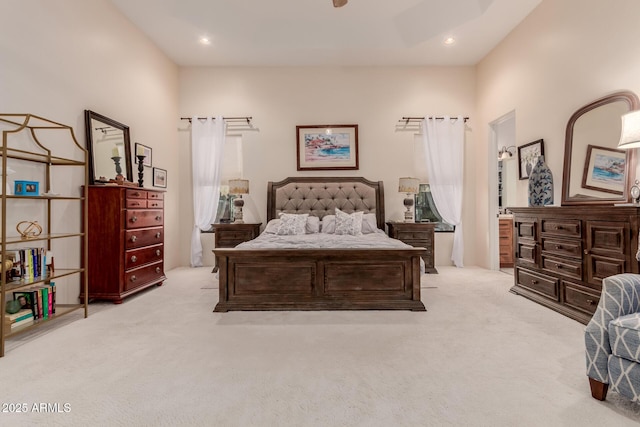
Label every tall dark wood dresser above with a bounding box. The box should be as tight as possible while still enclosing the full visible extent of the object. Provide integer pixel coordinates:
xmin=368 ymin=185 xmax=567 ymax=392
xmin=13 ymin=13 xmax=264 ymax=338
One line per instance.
xmin=84 ymin=186 xmax=166 ymax=303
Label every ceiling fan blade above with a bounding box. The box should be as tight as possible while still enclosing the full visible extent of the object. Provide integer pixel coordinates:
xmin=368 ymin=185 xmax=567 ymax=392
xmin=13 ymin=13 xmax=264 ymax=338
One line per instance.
xmin=333 ymin=0 xmax=348 ymax=7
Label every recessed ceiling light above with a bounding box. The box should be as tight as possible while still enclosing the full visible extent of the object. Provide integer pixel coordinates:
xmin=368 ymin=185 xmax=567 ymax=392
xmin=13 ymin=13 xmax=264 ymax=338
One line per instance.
xmin=443 ymin=37 xmax=456 ymax=46
xmin=199 ymin=37 xmax=211 ymax=46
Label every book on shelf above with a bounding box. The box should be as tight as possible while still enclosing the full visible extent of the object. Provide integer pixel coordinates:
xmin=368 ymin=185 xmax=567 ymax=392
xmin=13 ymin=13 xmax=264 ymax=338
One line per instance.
xmin=11 ymin=316 xmax=35 ymax=330
xmin=12 ymin=290 xmax=39 ymax=320
xmin=5 ymin=309 xmax=33 ymax=323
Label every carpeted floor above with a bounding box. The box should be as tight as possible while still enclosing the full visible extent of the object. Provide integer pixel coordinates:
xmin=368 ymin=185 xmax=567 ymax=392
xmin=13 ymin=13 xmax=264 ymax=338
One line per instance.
xmin=1 ymin=266 xmax=640 ymax=426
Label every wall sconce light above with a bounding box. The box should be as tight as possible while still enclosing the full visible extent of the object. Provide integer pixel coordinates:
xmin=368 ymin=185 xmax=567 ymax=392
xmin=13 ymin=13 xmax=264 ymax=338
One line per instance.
xmin=618 ymin=110 xmax=640 ymax=150
xmin=229 ymin=179 xmax=249 ymax=223
xmin=398 ymin=177 xmax=420 ymax=223
xmin=498 ymin=146 xmax=516 ymax=160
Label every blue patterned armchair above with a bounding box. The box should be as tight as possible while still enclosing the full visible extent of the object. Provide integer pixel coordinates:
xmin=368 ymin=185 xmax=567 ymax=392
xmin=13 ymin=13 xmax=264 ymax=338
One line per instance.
xmin=585 ymin=273 xmax=640 ymax=401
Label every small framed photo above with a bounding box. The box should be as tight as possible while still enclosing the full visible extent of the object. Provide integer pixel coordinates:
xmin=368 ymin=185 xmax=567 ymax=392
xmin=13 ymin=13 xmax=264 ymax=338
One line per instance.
xmin=581 ymin=144 xmax=626 ymax=195
xmin=296 ymin=124 xmax=359 ymax=171
xmin=518 ymin=139 xmax=544 ymax=180
xmin=153 ymin=167 xmax=167 ymax=188
xmin=14 ymin=180 xmax=39 ymax=196
xmin=135 ymin=143 xmax=152 ymax=167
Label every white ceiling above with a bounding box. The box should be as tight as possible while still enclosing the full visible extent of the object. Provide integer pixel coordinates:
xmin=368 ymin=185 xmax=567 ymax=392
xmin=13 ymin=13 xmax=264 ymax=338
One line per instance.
xmin=109 ymin=0 xmax=542 ymax=67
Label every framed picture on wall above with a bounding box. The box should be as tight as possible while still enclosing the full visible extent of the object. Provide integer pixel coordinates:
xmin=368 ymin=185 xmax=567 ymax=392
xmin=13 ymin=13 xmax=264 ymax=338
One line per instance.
xmin=153 ymin=167 xmax=167 ymax=188
xmin=518 ymin=139 xmax=544 ymax=180
xmin=296 ymin=124 xmax=359 ymax=170
xmin=581 ymin=144 xmax=626 ymax=195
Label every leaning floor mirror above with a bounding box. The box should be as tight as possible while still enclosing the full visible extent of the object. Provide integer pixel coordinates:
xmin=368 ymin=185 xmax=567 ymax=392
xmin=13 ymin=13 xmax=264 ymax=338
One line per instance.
xmin=84 ymin=110 xmax=133 ymax=185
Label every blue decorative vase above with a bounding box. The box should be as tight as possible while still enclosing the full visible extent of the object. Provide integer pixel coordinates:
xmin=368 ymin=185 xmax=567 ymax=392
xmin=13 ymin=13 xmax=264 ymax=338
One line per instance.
xmin=528 ymin=155 xmax=553 ymax=206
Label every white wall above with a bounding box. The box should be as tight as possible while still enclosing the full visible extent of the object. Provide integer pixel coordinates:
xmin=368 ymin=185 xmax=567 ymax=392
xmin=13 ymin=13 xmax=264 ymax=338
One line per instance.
xmin=474 ymin=0 xmax=640 ymax=268
xmin=178 ymin=67 xmax=476 ymax=267
xmin=0 ymin=0 xmax=180 ymax=301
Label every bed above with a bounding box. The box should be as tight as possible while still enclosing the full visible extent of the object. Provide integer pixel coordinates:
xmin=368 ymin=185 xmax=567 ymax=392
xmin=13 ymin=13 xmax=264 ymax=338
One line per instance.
xmin=213 ymin=177 xmax=426 ymax=312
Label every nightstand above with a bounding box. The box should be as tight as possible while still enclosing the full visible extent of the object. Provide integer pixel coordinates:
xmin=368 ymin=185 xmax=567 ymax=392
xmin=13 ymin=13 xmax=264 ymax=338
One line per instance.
xmin=211 ymin=222 xmax=261 ymax=273
xmin=386 ymin=222 xmax=437 ymax=274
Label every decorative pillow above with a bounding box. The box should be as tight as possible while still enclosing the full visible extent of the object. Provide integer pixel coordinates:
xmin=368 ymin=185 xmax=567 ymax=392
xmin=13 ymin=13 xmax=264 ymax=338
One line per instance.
xmin=306 ymin=215 xmax=320 ymax=234
xmin=276 ymin=213 xmax=308 ymax=235
xmin=335 ymin=208 xmax=363 ymax=236
xmin=321 ymin=215 xmax=336 ymax=234
xmin=264 ymin=219 xmax=281 ymax=234
xmin=361 ymin=213 xmax=378 ymax=234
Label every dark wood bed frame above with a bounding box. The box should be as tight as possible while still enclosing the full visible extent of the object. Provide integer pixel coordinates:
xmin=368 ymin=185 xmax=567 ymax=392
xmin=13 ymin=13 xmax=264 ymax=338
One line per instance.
xmin=214 ymin=177 xmax=426 ymax=312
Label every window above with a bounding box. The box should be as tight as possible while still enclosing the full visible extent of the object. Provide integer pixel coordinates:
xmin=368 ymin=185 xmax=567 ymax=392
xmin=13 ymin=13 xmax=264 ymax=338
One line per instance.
xmin=214 ymin=135 xmax=243 ymax=223
xmin=415 ymin=184 xmax=454 ymax=232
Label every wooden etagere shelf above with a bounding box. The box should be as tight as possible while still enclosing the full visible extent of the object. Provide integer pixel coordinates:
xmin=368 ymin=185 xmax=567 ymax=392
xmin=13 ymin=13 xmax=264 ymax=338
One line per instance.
xmin=0 ymin=113 xmax=88 ymax=357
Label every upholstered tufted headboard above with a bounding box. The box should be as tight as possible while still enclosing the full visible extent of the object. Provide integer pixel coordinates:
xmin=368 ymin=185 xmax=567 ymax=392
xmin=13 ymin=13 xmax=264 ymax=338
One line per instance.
xmin=267 ymin=177 xmax=385 ymax=229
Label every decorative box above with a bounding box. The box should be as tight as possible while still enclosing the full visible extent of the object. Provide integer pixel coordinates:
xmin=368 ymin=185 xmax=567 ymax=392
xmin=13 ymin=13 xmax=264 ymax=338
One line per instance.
xmin=14 ymin=180 xmax=39 ymax=196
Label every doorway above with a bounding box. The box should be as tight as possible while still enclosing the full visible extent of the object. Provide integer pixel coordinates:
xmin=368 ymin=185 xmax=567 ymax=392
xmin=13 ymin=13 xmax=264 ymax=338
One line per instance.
xmin=489 ymin=111 xmax=516 ymax=271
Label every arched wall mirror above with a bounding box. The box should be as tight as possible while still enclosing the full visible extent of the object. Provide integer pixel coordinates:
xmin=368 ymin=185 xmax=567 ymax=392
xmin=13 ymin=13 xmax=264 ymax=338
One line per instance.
xmin=84 ymin=110 xmax=133 ymax=185
xmin=561 ymin=91 xmax=640 ymax=205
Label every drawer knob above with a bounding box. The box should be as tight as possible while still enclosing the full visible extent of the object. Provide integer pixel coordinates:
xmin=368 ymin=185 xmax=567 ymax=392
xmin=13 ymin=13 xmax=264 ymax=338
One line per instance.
xmin=133 ymin=192 xmax=141 ymax=197
xmin=586 ymin=299 xmax=596 ymax=305
xmin=155 ymin=232 xmax=161 ymax=238
xmin=156 ymin=249 xmax=161 ymax=257
xmin=131 ymin=256 xmax=137 ymax=263
xmin=151 ymin=203 xmax=157 ymax=207
xmin=131 ymin=202 xmax=140 ymax=206
xmin=531 ymin=280 xmax=538 ymax=284
xmin=555 ymin=245 xmax=562 ymax=250
xmin=556 ymin=263 xmax=562 ymax=269
xmin=155 ymin=216 xmax=162 ymax=221
xmin=130 ymin=275 xmax=137 ymax=282
xmin=556 ymin=225 xmax=563 ymax=230
xmin=155 ymin=267 xmax=161 ymax=273
xmin=131 ymin=216 xmax=138 ymax=223
xmin=583 ymin=249 xmax=589 ymax=255
xmin=130 ymin=235 xmax=137 ymax=242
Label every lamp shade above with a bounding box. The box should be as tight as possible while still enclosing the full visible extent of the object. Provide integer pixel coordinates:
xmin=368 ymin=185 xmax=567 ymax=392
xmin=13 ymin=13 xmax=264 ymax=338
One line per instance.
xmin=398 ymin=177 xmax=420 ymax=194
xmin=228 ymin=179 xmax=249 ymax=195
xmin=618 ymin=110 xmax=640 ymax=150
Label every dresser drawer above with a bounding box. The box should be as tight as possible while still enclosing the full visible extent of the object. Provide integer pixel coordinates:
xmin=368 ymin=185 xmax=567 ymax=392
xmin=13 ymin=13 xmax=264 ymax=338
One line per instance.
xmin=516 ymin=242 xmax=537 ymax=265
xmin=541 ymin=238 xmax=582 ymax=259
xmin=217 ymin=231 xmax=255 ymax=246
xmin=396 ymin=230 xmax=433 ymax=241
xmin=126 ymin=209 xmax=163 ymax=229
xmin=124 ymin=262 xmax=164 ymax=291
xmin=147 ymin=191 xmax=164 ymax=200
xmin=517 ymin=219 xmax=537 ymax=239
xmin=147 ymin=200 xmax=163 ymax=209
xmin=564 ymin=282 xmax=600 ymax=316
xmin=126 ymin=227 xmax=163 ymax=249
xmin=516 ymin=268 xmax=559 ymax=300
xmin=541 ymin=219 xmax=581 ymax=238
xmin=542 ymin=255 xmax=582 ymax=280
xmin=126 ymin=189 xmax=147 ymax=200
xmin=126 ymin=198 xmax=147 ymax=208
xmin=125 ymin=244 xmax=164 ymax=270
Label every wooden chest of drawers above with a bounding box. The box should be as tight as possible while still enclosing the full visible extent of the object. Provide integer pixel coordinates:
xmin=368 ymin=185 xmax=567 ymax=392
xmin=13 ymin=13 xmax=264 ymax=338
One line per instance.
xmin=84 ymin=186 xmax=166 ymax=303
xmin=386 ymin=222 xmax=437 ymax=273
xmin=499 ymin=218 xmax=514 ymax=268
xmin=510 ymin=206 xmax=640 ymax=324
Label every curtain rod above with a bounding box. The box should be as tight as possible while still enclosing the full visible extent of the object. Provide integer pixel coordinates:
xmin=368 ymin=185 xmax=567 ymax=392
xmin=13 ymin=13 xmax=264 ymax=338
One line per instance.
xmin=400 ymin=116 xmax=469 ymax=124
xmin=180 ymin=116 xmax=253 ymax=124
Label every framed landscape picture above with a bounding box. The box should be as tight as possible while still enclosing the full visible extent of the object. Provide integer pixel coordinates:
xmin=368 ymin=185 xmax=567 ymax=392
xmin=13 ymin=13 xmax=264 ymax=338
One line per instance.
xmin=581 ymin=144 xmax=626 ymax=195
xmin=296 ymin=124 xmax=359 ymax=170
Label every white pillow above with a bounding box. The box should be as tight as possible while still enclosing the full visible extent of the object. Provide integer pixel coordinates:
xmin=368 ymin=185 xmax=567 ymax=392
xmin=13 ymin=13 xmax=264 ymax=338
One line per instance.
xmin=361 ymin=213 xmax=378 ymax=234
xmin=306 ymin=215 xmax=320 ymax=234
xmin=321 ymin=215 xmax=336 ymax=234
xmin=264 ymin=219 xmax=281 ymax=234
xmin=276 ymin=213 xmax=309 ymax=235
xmin=335 ymin=208 xmax=363 ymax=236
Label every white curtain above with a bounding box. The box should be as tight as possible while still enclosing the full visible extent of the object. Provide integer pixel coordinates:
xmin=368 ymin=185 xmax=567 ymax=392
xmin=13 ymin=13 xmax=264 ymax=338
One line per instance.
xmin=190 ymin=116 xmax=226 ymax=267
xmin=421 ymin=116 xmax=465 ymax=267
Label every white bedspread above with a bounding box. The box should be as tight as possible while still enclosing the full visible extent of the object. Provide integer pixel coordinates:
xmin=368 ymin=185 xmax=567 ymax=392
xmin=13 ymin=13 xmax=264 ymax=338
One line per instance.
xmin=235 ymin=229 xmax=425 ymax=272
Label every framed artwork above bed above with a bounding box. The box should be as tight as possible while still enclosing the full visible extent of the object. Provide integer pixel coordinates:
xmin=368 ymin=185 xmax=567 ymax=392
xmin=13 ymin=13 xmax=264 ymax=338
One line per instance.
xmin=296 ymin=124 xmax=359 ymax=170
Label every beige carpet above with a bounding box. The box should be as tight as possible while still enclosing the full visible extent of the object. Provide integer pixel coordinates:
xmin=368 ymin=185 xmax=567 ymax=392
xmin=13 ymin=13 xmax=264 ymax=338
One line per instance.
xmin=2 ymin=266 xmax=640 ymax=426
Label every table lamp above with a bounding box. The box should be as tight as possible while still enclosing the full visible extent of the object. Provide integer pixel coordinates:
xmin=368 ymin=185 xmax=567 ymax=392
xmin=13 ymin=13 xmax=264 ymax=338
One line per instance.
xmin=229 ymin=179 xmax=249 ymax=223
xmin=398 ymin=177 xmax=420 ymax=223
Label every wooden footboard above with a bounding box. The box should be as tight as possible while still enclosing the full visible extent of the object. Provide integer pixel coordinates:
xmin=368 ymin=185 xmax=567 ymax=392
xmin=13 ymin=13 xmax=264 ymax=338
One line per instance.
xmin=213 ymin=248 xmax=426 ymax=311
